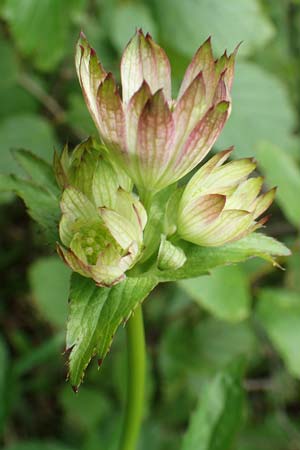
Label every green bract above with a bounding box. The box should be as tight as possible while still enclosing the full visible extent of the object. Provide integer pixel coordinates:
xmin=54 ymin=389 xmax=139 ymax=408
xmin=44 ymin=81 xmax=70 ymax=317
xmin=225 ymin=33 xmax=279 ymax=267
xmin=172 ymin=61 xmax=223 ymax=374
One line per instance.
xmin=55 ymin=139 xmax=147 ymax=286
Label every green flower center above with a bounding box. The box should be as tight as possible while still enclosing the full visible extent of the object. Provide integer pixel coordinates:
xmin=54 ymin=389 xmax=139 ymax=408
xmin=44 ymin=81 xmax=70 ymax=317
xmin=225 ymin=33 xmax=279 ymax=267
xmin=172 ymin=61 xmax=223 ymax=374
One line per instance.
xmin=71 ymin=223 xmax=114 ymax=265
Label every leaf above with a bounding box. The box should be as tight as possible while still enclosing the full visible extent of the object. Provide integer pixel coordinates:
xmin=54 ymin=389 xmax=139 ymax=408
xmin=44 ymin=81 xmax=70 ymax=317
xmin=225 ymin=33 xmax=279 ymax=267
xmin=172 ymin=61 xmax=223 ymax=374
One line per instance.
xmin=13 ymin=149 xmax=59 ymax=196
xmin=179 ymin=264 xmax=251 ymax=322
xmin=0 ymin=114 xmax=57 ymax=175
xmin=0 ymin=174 xmax=60 ymax=243
xmin=28 ymin=256 xmax=70 ymax=328
xmin=217 ymin=62 xmax=296 ymax=157
xmin=155 ymin=233 xmax=290 ymax=282
xmin=154 ymin=0 xmax=274 ymax=58
xmin=67 ymin=274 xmax=157 ymax=387
xmin=256 ymin=288 xmax=300 ymax=378
xmin=1 ymin=0 xmax=86 ymax=71
xmin=181 ymin=361 xmax=245 ymax=450
xmin=257 ymin=142 xmax=300 ymax=228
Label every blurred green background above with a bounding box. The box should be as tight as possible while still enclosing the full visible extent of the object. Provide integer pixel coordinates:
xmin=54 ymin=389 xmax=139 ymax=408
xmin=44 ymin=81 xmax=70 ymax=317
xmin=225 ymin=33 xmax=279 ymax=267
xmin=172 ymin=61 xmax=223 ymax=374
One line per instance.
xmin=0 ymin=0 xmax=300 ymax=449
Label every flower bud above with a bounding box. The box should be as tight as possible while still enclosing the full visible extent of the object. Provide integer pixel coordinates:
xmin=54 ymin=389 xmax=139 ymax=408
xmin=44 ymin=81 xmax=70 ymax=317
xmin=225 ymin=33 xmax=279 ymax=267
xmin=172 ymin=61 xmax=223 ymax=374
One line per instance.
xmin=157 ymin=235 xmax=186 ymax=271
xmin=177 ymin=149 xmax=275 ymax=247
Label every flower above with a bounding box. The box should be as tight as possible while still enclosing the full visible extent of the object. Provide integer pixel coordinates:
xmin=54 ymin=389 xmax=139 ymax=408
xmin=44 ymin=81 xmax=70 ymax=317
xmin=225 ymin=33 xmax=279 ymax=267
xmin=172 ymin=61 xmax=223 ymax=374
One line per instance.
xmin=55 ymin=139 xmax=147 ymax=286
xmin=176 ymin=149 xmax=276 ymax=247
xmin=75 ymin=30 xmax=237 ymax=192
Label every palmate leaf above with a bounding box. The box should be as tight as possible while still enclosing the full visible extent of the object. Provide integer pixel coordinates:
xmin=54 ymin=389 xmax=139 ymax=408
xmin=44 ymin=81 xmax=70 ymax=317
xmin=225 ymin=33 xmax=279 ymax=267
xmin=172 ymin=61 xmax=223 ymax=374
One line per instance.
xmin=67 ymin=232 xmax=289 ymax=387
xmin=67 ymin=274 xmax=157 ymax=388
xmin=0 ymin=149 xmax=60 ymax=243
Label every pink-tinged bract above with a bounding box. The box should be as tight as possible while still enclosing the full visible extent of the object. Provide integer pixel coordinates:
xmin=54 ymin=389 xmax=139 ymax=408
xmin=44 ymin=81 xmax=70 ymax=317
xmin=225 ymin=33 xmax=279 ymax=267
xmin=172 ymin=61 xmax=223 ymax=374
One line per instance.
xmin=176 ymin=150 xmax=276 ymax=247
xmin=75 ymin=30 xmax=238 ymax=191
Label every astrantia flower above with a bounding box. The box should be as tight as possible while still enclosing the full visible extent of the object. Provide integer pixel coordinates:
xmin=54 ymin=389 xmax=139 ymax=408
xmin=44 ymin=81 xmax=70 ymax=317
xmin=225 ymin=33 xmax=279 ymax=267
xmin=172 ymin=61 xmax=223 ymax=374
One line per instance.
xmin=76 ymin=30 xmax=237 ymax=192
xmin=55 ymin=139 xmax=146 ymax=286
xmin=176 ymin=149 xmax=276 ymax=247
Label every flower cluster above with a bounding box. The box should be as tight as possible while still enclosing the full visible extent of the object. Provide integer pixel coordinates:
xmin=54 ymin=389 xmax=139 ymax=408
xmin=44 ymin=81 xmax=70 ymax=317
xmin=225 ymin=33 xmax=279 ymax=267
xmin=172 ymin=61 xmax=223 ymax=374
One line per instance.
xmin=55 ymin=30 xmax=275 ymax=285
xmin=55 ymin=139 xmax=146 ymax=286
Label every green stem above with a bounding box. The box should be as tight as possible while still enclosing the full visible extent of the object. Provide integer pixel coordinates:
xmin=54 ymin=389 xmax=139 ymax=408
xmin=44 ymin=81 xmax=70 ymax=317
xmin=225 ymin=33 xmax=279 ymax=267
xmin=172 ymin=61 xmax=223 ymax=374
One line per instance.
xmin=119 ymin=305 xmax=146 ymax=450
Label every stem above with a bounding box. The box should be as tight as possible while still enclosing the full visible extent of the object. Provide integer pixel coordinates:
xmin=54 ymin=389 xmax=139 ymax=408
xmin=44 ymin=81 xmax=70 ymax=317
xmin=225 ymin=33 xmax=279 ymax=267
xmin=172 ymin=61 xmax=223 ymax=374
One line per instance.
xmin=119 ymin=305 xmax=146 ymax=450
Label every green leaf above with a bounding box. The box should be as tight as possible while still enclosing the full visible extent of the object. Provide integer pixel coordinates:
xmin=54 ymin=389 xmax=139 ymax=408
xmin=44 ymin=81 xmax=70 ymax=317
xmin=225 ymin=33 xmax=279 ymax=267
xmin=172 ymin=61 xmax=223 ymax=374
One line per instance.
xmin=1 ymin=0 xmax=86 ymax=71
xmin=13 ymin=149 xmax=59 ymax=196
xmin=0 ymin=174 xmax=60 ymax=243
xmin=257 ymin=142 xmax=300 ymax=228
xmin=217 ymin=62 xmax=296 ymax=157
xmin=179 ymin=265 xmax=251 ymax=322
xmin=256 ymin=288 xmax=300 ymax=378
xmin=28 ymin=256 xmax=70 ymax=328
xmin=181 ymin=361 xmax=245 ymax=450
xmin=67 ymin=274 xmax=157 ymax=387
xmin=155 ymin=233 xmax=290 ymax=282
xmin=0 ymin=114 xmax=57 ymax=175
xmin=154 ymin=0 xmax=274 ymax=58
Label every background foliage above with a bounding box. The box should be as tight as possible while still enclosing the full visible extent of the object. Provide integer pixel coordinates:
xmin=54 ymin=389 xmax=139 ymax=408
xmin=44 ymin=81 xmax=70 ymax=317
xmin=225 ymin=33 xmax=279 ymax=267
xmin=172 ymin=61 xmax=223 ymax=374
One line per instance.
xmin=0 ymin=0 xmax=300 ymax=449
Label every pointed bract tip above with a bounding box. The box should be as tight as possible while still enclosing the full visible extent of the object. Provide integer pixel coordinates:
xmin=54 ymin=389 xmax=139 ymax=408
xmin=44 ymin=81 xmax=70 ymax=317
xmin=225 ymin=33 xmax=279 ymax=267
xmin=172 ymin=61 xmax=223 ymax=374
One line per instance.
xmin=229 ymin=41 xmax=243 ymax=59
xmin=145 ymin=31 xmax=153 ymax=40
xmin=97 ymin=358 xmax=103 ymax=368
xmin=220 ymin=146 xmax=234 ymax=158
xmin=72 ymin=385 xmax=79 ymax=394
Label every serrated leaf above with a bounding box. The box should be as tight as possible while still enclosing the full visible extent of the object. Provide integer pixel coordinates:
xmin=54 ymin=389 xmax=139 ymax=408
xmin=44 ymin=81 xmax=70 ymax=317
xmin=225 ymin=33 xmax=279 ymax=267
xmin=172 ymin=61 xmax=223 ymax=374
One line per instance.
xmin=179 ymin=265 xmax=251 ymax=322
xmin=67 ymin=274 xmax=157 ymax=387
xmin=256 ymin=288 xmax=300 ymax=378
xmin=0 ymin=174 xmax=60 ymax=243
xmin=155 ymin=233 xmax=290 ymax=282
xmin=13 ymin=149 xmax=59 ymax=196
xmin=257 ymin=142 xmax=300 ymax=228
xmin=181 ymin=361 xmax=245 ymax=450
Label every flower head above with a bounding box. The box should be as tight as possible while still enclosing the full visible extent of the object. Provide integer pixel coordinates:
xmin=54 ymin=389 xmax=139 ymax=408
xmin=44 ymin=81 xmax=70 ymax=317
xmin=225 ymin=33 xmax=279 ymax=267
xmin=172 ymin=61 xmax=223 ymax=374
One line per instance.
xmin=55 ymin=139 xmax=147 ymax=286
xmin=176 ymin=149 xmax=276 ymax=247
xmin=76 ymin=30 xmax=237 ymax=192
